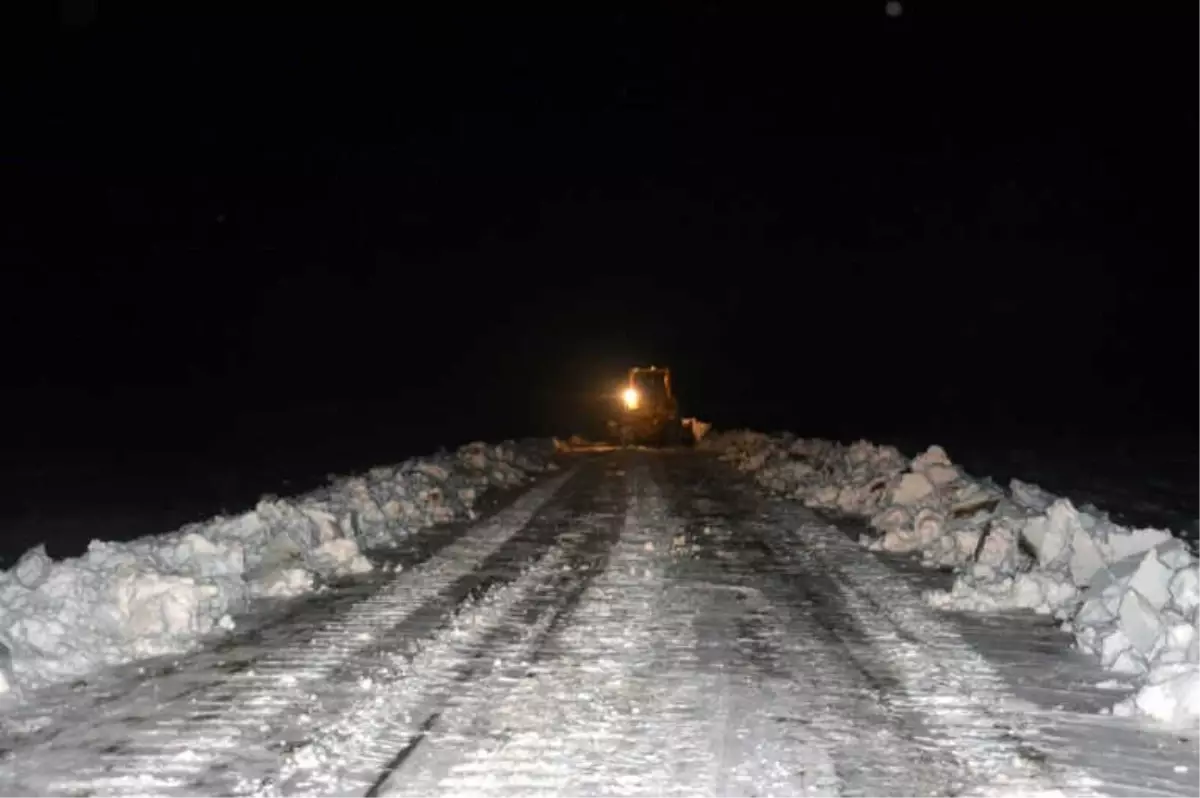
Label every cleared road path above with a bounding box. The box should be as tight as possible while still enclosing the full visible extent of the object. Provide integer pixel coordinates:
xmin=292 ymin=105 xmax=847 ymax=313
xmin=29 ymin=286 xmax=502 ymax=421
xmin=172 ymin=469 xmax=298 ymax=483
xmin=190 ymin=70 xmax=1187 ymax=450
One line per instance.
xmin=0 ymin=451 xmax=1195 ymax=796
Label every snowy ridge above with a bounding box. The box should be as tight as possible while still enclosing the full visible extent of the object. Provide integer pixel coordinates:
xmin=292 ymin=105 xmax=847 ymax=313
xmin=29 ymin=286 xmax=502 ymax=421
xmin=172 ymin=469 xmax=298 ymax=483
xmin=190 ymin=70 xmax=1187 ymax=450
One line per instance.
xmin=701 ymin=430 xmax=1200 ymax=730
xmin=0 ymin=439 xmax=559 ymax=701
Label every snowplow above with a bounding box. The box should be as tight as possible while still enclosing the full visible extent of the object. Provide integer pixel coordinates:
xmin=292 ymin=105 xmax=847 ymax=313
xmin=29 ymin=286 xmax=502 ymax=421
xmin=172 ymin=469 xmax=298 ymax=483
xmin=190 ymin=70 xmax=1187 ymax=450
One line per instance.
xmin=607 ymin=366 xmax=689 ymax=447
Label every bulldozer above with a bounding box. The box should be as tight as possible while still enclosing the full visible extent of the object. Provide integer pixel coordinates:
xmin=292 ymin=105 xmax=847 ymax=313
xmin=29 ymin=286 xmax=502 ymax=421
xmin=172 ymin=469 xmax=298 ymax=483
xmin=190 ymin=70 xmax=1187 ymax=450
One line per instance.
xmin=607 ymin=366 xmax=689 ymax=447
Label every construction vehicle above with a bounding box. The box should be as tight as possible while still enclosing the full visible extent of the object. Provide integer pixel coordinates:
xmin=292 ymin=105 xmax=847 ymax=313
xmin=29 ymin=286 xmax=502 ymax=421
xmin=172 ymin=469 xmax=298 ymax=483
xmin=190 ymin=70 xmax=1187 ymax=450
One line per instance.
xmin=607 ymin=366 xmax=688 ymax=446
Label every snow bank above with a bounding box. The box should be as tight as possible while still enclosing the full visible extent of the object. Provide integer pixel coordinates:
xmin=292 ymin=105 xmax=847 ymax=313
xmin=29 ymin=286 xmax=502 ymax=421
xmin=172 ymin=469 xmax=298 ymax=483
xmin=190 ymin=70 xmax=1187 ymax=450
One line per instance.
xmin=700 ymin=433 xmax=1005 ymax=570
xmin=702 ymin=429 xmax=1200 ymax=729
xmin=0 ymin=439 xmax=557 ymax=698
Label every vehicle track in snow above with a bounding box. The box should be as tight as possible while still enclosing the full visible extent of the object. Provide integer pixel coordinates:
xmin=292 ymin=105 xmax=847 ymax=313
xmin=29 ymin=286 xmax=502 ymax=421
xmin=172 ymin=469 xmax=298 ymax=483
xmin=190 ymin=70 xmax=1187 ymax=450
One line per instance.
xmin=0 ymin=481 xmax=548 ymax=749
xmin=653 ymin=454 xmax=973 ymax=796
xmin=658 ymin=453 xmax=1195 ymax=797
xmin=237 ymin=458 xmax=632 ymax=796
xmin=375 ymin=458 xmax=841 ymax=797
xmin=372 ymin=452 xmax=1193 ymax=797
xmin=0 ymin=464 xmax=583 ymax=797
xmin=0 ymin=451 xmax=1196 ymax=797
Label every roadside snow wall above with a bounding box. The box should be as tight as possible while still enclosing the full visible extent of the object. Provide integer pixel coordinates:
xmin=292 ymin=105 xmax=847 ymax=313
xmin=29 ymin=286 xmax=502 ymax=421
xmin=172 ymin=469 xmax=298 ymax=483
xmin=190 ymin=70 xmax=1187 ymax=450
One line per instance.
xmin=701 ymin=430 xmax=1200 ymax=730
xmin=0 ymin=439 xmax=557 ymax=699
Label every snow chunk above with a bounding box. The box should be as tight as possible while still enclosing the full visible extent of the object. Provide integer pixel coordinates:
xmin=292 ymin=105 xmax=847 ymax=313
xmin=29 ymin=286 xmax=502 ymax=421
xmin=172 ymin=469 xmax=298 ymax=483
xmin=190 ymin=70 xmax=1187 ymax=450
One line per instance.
xmin=891 ymin=472 xmax=935 ymax=506
xmin=1168 ymin=565 xmax=1199 ymax=616
xmin=1117 ymin=589 xmax=1165 ymax=657
xmin=874 ymin=508 xmax=944 ymax=554
xmin=13 ymin=545 xmax=53 ymax=590
xmin=255 ymin=568 xmax=316 ymax=599
xmin=925 ymin=570 xmax=1078 ymax=616
xmin=110 ymin=570 xmax=225 ymax=642
xmin=973 ymin=515 xmax=1026 ymax=574
xmin=1114 ymin=663 xmax=1200 ymax=729
xmin=1017 ymin=500 xmax=1109 ymax=588
xmin=911 ymin=445 xmax=959 ymax=486
xmin=308 ymin=539 xmax=373 ymax=578
xmin=1009 ymin=479 xmax=1057 ymax=512
xmin=910 ymin=444 xmax=951 ymax=471
xmin=159 ymin=532 xmax=246 ymax=578
xmin=1070 ymin=539 xmax=1200 ymax=684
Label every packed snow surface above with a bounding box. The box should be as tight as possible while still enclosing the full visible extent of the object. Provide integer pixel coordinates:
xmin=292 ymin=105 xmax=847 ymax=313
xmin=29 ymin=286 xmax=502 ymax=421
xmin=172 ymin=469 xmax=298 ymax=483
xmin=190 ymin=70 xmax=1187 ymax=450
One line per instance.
xmin=1 ymin=423 xmax=1194 ymax=749
xmin=701 ymin=430 xmax=1200 ymax=730
xmin=0 ymin=439 xmax=557 ymax=697
xmin=4 ymin=452 xmax=1192 ymax=796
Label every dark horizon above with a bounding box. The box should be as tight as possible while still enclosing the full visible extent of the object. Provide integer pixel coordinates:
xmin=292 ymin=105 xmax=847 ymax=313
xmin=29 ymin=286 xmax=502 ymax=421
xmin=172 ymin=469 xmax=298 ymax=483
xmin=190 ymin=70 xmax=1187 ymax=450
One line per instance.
xmin=0 ymin=3 xmax=1195 ymax=545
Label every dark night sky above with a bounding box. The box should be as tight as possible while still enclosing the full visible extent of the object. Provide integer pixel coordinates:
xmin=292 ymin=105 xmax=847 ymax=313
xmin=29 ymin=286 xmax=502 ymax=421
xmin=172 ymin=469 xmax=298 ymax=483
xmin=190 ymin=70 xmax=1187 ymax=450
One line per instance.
xmin=0 ymin=2 xmax=1196 ymax=480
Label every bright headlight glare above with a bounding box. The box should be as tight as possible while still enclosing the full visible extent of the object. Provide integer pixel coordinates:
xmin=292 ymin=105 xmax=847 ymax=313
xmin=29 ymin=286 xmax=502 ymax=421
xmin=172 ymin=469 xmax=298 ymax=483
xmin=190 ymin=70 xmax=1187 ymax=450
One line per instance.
xmin=622 ymin=387 xmax=639 ymax=409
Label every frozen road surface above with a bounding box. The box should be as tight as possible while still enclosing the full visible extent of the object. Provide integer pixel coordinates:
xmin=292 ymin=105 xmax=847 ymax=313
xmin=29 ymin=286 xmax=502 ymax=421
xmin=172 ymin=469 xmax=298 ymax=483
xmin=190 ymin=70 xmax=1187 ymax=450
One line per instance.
xmin=0 ymin=451 xmax=1195 ymax=796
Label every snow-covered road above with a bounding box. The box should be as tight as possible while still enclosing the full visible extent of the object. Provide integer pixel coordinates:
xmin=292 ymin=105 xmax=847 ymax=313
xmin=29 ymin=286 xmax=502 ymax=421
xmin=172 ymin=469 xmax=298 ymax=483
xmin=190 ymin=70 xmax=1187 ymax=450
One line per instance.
xmin=0 ymin=451 xmax=1195 ymax=797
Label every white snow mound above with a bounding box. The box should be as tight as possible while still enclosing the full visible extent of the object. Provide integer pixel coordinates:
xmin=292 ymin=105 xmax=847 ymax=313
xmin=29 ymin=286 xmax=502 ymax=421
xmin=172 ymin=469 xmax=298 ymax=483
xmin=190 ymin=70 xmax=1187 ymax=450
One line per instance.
xmin=702 ymin=428 xmax=1200 ymax=730
xmin=1113 ymin=662 xmax=1200 ymax=729
xmin=0 ymin=438 xmax=557 ymax=697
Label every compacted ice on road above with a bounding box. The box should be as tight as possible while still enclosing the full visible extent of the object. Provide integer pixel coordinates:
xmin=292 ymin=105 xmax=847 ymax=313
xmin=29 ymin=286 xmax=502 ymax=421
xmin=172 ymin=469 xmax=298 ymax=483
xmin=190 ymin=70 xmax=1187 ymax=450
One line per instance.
xmin=0 ymin=451 xmax=1195 ymax=796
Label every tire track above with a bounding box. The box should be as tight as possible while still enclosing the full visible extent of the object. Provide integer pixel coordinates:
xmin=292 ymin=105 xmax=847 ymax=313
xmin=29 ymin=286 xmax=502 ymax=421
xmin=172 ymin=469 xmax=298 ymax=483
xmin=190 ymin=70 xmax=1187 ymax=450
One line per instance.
xmin=0 ymin=482 xmax=544 ymax=750
xmin=7 ymin=465 xmax=580 ymax=798
xmin=251 ymin=461 xmax=631 ymax=796
xmin=379 ymin=459 xmax=813 ymax=798
xmin=653 ymin=454 xmax=966 ymax=796
xmin=673 ymin=453 xmax=1188 ymax=797
xmin=775 ymin=507 xmax=1108 ymax=796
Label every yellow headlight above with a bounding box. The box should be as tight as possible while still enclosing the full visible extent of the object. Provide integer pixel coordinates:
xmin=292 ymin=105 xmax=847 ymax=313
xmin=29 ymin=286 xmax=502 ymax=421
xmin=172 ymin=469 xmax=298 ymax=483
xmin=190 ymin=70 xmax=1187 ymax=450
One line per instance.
xmin=622 ymin=387 xmax=640 ymax=409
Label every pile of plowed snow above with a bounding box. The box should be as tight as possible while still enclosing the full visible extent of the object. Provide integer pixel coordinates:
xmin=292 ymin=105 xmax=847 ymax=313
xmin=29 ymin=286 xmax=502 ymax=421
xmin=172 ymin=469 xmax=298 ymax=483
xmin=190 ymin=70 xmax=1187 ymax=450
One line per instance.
xmin=0 ymin=439 xmax=557 ymax=698
xmin=702 ymin=430 xmax=1200 ymax=729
